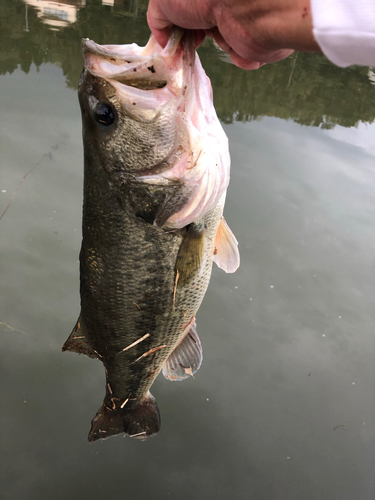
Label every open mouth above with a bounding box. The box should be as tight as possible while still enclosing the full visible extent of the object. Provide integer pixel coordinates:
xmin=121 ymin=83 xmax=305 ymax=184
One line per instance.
xmin=79 ymin=30 xmax=229 ymax=230
xmin=81 ymin=28 xmax=195 ymax=93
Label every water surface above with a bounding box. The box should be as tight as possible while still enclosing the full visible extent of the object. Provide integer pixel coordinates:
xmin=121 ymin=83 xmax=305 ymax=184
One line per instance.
xmin=1 ymin=1 xmax=375 ymax=499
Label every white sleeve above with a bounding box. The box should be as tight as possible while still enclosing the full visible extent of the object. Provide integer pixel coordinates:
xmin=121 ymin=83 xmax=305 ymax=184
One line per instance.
xmin=310 ymin=0 xmax=375 ymax=67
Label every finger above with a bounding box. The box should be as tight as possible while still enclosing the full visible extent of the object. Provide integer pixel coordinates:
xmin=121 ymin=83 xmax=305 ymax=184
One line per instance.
xmin=254 ymin=48 xmax=295 ymax=64
xmin=147 ymin=5 xmax=173 ymax=48
xmin=210 ymin=27 xmax=231 ymax=54
xmin=229 ymin=49 xmax=266 ymax=70
xmin=229 ymin=42 xmax=294 ymax=67
xmin=195 ymin=30 xmax=206 ymax=48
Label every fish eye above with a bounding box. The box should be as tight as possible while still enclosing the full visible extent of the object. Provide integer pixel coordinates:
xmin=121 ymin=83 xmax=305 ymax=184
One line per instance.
xmin=94 ymin=102 xmax=115 ymax=127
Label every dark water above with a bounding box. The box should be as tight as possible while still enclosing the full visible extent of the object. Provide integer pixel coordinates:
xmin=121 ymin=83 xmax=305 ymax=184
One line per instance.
xmin=1 ymin=1 xmax=375 ymax=499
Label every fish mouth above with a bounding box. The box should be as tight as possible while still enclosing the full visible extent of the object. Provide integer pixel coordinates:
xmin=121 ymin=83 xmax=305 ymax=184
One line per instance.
xmin=79 ymin=31 xmax=230 ymax=230
xmin=81 ymin=28 xmax=195 ymax=94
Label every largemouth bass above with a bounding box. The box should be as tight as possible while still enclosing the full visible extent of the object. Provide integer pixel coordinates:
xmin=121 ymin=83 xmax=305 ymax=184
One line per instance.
xmin=62 ymin=29 xmax=239 ymax=442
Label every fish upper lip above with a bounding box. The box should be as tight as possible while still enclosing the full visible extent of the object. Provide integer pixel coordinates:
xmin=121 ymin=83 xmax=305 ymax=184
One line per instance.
xmin=81 ymin=29 xmax=195 ymax=92
xmin=81 ymin=38 xmax=148 ymax=63
xmin=81 ymin=27 xmax=192 ymax=60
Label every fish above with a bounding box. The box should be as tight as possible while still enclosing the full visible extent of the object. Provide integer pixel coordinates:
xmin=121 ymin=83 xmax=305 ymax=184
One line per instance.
xmin=62 ymin=29 xmax=240 ymax=442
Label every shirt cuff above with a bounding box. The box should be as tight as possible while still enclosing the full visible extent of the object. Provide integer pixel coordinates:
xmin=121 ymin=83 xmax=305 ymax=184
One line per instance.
xmin=311 ymin=0 xmax=375 ymax=67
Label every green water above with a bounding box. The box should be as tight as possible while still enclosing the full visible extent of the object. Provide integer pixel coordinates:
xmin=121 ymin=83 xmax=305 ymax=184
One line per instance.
xmin=1 ymin=1 xmax=375 ymax=499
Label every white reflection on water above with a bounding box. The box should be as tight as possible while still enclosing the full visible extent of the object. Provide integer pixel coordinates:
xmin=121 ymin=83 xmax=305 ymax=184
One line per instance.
xmin=325 ymin=121 xmax=375 ymax=156
xmin=1 ymin=62 xmax=375 ymax=500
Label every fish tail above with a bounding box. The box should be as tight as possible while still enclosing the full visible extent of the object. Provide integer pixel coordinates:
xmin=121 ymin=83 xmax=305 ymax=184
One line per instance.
xmin=88 ymin=392 xmax=160 ymax=442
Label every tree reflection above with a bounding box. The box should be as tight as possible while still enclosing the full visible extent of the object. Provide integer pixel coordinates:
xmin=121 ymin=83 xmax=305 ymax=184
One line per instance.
xmin=1 ymin=0 xmax=375 ymax=129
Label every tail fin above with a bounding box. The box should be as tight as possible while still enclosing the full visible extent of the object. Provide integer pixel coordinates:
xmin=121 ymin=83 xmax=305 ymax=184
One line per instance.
xmin=88 ymin=392 xmax=160 ymax=442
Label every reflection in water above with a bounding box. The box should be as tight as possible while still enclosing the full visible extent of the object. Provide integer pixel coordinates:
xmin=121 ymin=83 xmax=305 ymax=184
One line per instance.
xmin=367 ymin=67 xmax=375 ymax=86
xmin=1 ymin=0 xmax=374 ymax=128
xmin=24 ymin=1 xmax=86 ymax=30
xmin=2 ymin=0 xmax=375 ymax=497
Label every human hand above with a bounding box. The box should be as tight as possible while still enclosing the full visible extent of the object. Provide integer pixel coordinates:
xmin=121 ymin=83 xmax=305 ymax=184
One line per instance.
xmin=147 ymin=0 xmax=321 ymax=70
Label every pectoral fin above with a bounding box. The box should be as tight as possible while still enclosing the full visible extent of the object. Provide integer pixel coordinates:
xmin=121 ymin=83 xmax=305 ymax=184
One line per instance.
xmin=62 ymin=315 xmax=98 ymax=359
xmin=175 ymin=223 xmax=205 ymax=287
xmin=213 ymin=217 xmax=240 ymax=273
xmin=162 ymin=319 xmax=203 ymax=381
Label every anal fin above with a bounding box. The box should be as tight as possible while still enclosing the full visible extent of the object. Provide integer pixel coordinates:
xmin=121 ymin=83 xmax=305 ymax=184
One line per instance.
xmin=163 ymin=319 xmax=203 ymax=381
xmin=62 ymin=315 xmax=98 ymax=359
xmin=213 ymin=217 xmax=240 ymax=273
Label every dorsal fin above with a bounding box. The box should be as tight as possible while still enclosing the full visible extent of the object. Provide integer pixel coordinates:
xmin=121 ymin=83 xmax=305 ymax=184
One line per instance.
xmin=162 ymin=319 xmax=202 ymax=381
xmin=213 ymin=217 xmax=240 ymax=273
xmin=62 ymin=315 xmax=98 ymax=359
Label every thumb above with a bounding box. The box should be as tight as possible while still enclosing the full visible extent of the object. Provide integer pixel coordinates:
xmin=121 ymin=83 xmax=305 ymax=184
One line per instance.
xmin=147 ymin=5 xmax=173 ymax=48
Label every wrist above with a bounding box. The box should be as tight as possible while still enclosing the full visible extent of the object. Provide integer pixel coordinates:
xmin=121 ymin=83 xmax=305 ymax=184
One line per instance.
xmin=268 ymin=0 xmax=321 ymax=52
